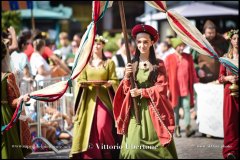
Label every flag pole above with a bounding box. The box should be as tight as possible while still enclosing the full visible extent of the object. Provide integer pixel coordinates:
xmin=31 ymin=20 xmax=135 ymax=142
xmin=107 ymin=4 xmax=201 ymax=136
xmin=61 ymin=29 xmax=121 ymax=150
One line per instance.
xmin=31 ymin=6 xmax=35 ymax=32
xmin=118 ymin=1 xmax=140 ymax=125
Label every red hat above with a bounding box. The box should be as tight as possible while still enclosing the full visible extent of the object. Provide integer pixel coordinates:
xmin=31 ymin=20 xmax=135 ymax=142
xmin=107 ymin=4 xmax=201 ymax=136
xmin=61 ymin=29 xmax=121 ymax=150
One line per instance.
xmin=132 ymin=24 xmax=159 ymax=43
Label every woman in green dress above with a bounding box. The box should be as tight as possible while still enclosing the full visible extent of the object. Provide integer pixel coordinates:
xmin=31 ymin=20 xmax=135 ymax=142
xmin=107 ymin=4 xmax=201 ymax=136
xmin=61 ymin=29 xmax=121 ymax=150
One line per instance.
xmin=70 ymin=35 xmax=120 ymax=159
xmin=113 ymin=24 xmax=178 ymax=159
xmin=1 ymin=40 xmax=31 ymax=159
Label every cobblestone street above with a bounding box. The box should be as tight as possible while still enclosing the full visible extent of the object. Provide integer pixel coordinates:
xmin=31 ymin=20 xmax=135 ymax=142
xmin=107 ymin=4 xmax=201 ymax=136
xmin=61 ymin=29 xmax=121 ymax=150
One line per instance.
xmin=26 ymin=119 xmax=224 ymax=159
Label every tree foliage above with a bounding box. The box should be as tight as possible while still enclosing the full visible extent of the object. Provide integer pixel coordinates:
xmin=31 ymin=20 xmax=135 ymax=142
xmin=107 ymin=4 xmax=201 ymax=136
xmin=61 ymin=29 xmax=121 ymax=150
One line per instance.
xmin=2 ymin=11 xmax=22 ymax=35
xmin=102 ymin=31 xmax=122 ymax=55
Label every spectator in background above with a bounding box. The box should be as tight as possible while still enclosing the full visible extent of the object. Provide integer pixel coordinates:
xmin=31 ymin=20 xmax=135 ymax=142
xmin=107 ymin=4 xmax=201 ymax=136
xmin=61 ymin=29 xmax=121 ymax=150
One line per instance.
xmin=2 ymin=26 xmax=18 ymax=54
xmin=45 ymin=38 xmax=57 ymax=51
xmin=112 ymin=38 xmax=133 ymax=80
xmin=190 ymin=20 xmax=229 ymax=83
xmin=73 ymin=33 xmax=83 ymax=48
xmin=23 ymin=29 xmax=71 ymax=74
xmin=58 ymin=32 xmax=72 ymax=62
xmin=155 ymin=35 xmax=175 ymax=58
xmin=24 ymin=29 xmax=53 ymax=62
xmin=11 ymin=35 xmax=31 ymax=86
xmin=30 ymin=39 xmax=53 ymax=86
xmin=49 ymin=56 xmax=69 ymax=78
xmin=65 ymin=40 xmax=78 ymax=70
xmin=165 ymin=38 xmax=199 ymax=138
xmin=165 ymin=35 xmax=175 ymax=53
xmin=155 ymin=41 xmax=173 ymax=61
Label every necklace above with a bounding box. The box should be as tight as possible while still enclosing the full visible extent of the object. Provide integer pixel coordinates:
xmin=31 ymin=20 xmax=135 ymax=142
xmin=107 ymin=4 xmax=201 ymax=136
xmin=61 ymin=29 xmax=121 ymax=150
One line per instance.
xmin=139 ymin=58 xmax=150 ymax=70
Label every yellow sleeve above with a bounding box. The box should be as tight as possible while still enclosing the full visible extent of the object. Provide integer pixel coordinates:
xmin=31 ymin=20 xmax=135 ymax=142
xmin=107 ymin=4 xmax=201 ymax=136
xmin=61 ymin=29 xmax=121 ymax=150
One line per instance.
xmin=107 ymin=59 xmax=119 ymax=91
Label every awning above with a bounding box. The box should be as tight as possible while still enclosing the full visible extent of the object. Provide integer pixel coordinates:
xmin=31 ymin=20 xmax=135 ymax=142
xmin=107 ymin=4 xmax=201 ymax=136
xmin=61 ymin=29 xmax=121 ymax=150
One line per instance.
xmin=19 ymin=8 xmax=72 ymax=19
xmin=136 ymin=2 xmax=239 ymax=22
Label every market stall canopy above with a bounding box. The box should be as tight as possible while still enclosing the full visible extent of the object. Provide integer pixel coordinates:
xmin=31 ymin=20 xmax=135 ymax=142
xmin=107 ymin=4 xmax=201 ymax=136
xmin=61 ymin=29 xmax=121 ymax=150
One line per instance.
xmin=136 ymin=2 xmax=238 ymax=22
xmin=19 ymin=8 xmax=72 ymax=19
xmin=2 ymin=1 xmax=72 ymax=19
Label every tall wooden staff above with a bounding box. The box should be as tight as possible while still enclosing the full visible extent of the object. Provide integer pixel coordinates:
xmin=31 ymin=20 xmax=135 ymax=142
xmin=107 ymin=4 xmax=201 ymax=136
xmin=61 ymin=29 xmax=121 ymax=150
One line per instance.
xmin=31 ymin=7 xmax=35 ymax=32
xmin=118 ymin=1 xmax=140 ymax=124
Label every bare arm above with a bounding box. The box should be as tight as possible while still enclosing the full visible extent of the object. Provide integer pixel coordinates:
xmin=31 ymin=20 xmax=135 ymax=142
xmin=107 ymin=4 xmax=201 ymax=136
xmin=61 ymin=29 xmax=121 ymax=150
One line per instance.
xmin=7 ymin=26 xmax=18 ymax=53
xmin=50 ymin=54 xmax=71 ymax=74
xmin=37 ymin=65 xmax=52 ymax=76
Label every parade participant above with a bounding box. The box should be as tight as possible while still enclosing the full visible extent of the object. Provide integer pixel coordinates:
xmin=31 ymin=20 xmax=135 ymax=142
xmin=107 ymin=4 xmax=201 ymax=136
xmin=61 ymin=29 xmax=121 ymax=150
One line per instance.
xmin=1 ymin=40 xmax=32 ymax=159
xmin=113 ymin=24 xmax=178 ymax=159
xmin=218 ymin=29 xmax=239 ymax=159
xmin=165 ymin=38 xmax=199 ymax=138
xmin=70 ymin=35 xmax=120 ymax=159
xmin=190 ymin=20 xmax=229 ymax=83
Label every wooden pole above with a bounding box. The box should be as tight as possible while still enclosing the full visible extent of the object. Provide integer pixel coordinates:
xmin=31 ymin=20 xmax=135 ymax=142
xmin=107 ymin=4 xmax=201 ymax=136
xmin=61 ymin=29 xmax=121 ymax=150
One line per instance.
xmin=31 ymin=8 xmax=35 ymax=32
xmin=118 ymin=1 xmax=140 ymax=124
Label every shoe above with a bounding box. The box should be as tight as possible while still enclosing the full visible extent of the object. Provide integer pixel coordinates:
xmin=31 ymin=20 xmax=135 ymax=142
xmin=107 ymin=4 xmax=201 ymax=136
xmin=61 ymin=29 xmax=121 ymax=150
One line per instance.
xmin=55 ymin=140 xmax=65 ymax=149
xmin=185 ymin=125 xmax=195 ymax=137
xmin=206 ymin=134 xmax=212 ymax=138
xmin=227 ymin=153 xmax=236 ymax=159
xmin=175 ymin=126 xmax=182 ymax=138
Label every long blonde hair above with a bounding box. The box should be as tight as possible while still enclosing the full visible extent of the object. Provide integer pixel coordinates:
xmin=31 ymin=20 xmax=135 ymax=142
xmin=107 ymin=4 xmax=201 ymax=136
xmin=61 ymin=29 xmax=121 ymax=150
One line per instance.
xmin=227 ymin=45 xmax=233 ymax=59
xmin=226 ymin=29 xmax=239 ymax=59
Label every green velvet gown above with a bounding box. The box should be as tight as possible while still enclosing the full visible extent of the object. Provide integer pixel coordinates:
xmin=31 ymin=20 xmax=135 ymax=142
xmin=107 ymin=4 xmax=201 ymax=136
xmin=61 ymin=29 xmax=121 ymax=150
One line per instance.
xmin=120 ymin=69 xmax=178 ymax=159
xmin=1 ymin=73 xmax=24 ymax=159
xmin=70 ymin=60 xmax=119 ymax=158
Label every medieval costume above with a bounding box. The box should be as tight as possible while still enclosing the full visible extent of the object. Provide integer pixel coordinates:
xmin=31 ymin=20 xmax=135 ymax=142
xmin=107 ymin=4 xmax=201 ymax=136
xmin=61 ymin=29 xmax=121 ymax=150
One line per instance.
xmin=113 ymin=24 xmax=178 ymax=159
xmin=70 ymin=59 xmax=120 ymax=159
xmin=165 ymin=38 xmax=199 ymax=137
xmin=218 ymin=30 xmax=239 ymax=159
xmin=1 ymin=72 xmax=32 ymax=159
xmin=1 ymin=40 xmax=32 ymax=159
xmin=190 ymin=20 xmax=229 ymax=83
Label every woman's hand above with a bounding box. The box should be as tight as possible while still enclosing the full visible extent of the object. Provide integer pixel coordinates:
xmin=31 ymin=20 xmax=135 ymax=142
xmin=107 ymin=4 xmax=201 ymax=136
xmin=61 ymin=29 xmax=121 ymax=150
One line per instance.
xmin=104 ymin=80 xmax=112 ymax=88
xmin=80 ymin=83 xmax=88 ymax=88
xmin=226 ymin=75 xmax=238 ymax=84
xmin=23 ymin=94 xmax=30 ymax=102
xmin=130 ymin=88 xmax=142 ymax=97
xmin=124 ymin=63 xmax=133 ymax=78
xmin=7 ymin=26 xmax=18 ymax=52
xmin=19 ymin=94 xmax=30 ymax=102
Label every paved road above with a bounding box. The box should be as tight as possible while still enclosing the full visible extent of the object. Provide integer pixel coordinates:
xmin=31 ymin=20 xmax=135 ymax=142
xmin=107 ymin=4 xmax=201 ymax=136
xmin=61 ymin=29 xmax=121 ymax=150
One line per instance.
xmin=26 ymin=119 xmax=224 ymax=159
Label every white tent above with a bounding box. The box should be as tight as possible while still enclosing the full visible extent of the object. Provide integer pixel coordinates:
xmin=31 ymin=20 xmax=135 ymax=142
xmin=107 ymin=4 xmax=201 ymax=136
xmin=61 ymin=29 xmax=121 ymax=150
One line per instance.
xmin=136 ymin=2 xmax=239 ymax=22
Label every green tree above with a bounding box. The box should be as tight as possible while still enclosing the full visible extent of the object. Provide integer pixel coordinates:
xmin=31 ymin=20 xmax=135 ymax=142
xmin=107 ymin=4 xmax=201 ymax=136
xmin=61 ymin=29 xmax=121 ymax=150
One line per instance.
xmin=2 ymin=11 xmax=22 ymax=35
xmin=103 ymin=31 xmax=122 ymax=55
